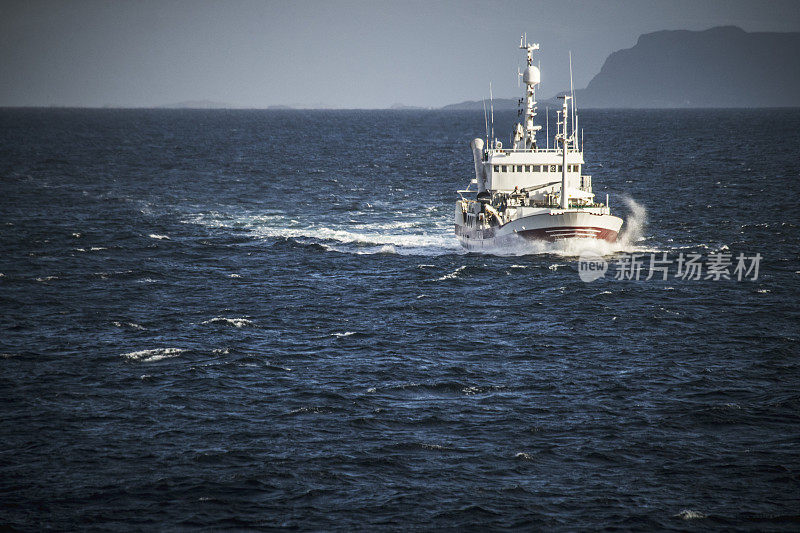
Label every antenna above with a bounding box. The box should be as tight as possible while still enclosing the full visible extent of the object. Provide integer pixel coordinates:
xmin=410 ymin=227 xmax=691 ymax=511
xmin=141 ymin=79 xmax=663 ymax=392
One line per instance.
xmin=546 ymin=106 xmax=549 ymax=150
xmin=569 ymin=51 xmax=576 ymax=144
xmin=483 ymin=99 xmax=489 ymax=148
xmin=489 ymin=82 xmax=495 ymax=147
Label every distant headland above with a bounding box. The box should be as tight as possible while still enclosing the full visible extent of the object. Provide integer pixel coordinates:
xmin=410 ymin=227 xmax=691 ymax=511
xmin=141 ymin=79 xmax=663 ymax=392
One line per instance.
xmin=443 ymin=26 xmax=800 ymax=109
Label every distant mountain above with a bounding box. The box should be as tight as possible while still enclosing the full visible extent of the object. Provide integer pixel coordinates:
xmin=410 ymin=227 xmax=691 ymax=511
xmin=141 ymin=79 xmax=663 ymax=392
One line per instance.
xmin=389 ymin=103 xmax=429 ymax=110
xmin=441 ymin=98 xmax=515 ymax=111
xmin=158 ymin=100 xmax=236 ymax=109
xmin=443 ymin=26 xmax=800 ymax=109
xmin=580 ymin=26 xmax=800 ymax=108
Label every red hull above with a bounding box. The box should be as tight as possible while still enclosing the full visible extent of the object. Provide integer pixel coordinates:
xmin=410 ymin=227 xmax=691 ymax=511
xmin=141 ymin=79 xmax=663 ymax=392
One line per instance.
xmin=517 ymin=225 xmax=618 ymax=243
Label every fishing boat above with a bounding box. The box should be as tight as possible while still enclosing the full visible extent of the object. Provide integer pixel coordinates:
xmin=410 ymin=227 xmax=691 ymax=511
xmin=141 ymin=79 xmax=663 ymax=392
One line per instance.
xmin=455 ymin=35 xmax=623 ymax=250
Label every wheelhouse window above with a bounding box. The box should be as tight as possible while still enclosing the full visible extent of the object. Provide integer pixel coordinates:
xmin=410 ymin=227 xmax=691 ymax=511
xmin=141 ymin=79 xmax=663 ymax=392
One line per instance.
xmin=533 ymin=165 xmax=541 ymax=172
xmin=494 ymin=165 xmax=499 ymax=172
xmin=501 ymin=165 xmax=507 ymax=172
xmin=516 ymin=165 xmax=522 ymax=172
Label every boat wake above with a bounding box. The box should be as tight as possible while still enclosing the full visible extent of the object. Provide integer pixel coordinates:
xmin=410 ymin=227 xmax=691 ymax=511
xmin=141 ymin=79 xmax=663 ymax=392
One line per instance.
xmin=184 ymin=210 xmax=464 ymax=256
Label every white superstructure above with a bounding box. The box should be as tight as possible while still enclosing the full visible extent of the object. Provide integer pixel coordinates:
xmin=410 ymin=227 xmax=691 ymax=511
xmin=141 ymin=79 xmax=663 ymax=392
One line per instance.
xmin=455 ymin=35 xmax=623 ymax=249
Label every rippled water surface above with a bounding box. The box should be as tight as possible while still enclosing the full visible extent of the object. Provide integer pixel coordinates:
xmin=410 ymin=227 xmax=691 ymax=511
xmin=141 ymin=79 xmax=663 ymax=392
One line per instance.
xmin=1 ymin=109 xmax=799 ymax=530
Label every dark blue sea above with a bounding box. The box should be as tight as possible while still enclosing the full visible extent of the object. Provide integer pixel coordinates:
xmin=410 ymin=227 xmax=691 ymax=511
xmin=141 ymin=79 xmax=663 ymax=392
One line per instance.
xmin=1 ymin=108 xmax=798 ymax=531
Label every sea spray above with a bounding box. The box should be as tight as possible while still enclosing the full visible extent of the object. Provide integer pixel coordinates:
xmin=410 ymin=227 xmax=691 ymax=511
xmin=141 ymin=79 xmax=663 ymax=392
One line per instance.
xmin=617 ymin=195 xmax=648 ymax=248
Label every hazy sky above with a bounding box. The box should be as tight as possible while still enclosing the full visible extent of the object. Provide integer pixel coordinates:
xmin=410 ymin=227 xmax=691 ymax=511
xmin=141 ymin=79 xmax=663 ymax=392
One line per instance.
xmin=2 ymin=0 xmax=799 ymax=108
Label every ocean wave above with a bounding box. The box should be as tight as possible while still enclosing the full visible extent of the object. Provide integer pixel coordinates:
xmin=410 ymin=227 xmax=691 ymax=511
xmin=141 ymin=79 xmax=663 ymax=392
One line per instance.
xmin=148 ymin=234 xmax=170 ymax=240
xmin=122 ymin=348 xmax=185 ymax=362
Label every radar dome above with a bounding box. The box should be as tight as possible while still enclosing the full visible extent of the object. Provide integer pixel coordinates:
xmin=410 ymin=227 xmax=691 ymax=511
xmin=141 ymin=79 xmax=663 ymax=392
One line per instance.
xmin=523 ymin=66 xmax=540 ymax=85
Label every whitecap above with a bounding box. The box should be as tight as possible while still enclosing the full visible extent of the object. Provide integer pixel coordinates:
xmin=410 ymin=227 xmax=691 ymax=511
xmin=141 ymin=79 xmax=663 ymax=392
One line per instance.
xmin=148 ymin=234 xmax=170 ymax=240
xmin=515 ymin=452 xmax=534 ymax=460
xmin=202 ymin=317 xmax=254 ymax=328
xmin=332 ymin=331 xmax=355 ymax=337
xmin=35 ymin=275 xmax=58 ymax=282
xmin=228 ymin=273 xmax=241 ymax=278
xmin=122 ymin=348 xmax=185 ymax=362
xmin=674 ymin=509 xmax=706 ymax=520
xmin=112 ymin=321 xmax=146 ymax=330
xmin=420 ymin=443 xmax=450 ymax=451
xmin=435 ymin=265 xmax=466 ymax=281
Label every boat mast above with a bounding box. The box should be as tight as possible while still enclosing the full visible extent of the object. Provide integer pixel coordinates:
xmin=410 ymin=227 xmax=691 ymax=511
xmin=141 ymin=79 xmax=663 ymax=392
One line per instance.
xmin=558 ymin=95 xmax=571 ymax=209
xmin=519 ymin=34 xmax=540 ymax=150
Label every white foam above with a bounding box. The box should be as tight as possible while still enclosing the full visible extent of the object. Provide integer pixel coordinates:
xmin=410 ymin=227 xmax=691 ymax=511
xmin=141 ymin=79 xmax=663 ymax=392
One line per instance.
xmin=202 ymin=317 xmax=254 ymax=328
xmin=122 ymin=348 xmax=185 ymax=362
xmin=35 ymin=275 xmax=58 ymax=282
xmin=435 ymin=265 xmax=466 ymax=281
xmin=674 ymin=510 xmax=707 ymax=520
xmin=332 ymin=331 xmax=355 ymax=337
xmin=148 ymin=234 xmax=170 ymax=240
xmin=228 ymin=273 xmax=241 ymax=278
xmin=420 ymin=443 xmax=450 ymax=451
xmin=112 ymin=321 xmax=146 ymax=330
xmin=183 ymin=211 xmax=462 ymax=256
xmin=376 ymin=244 xmax=397 ymax=254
